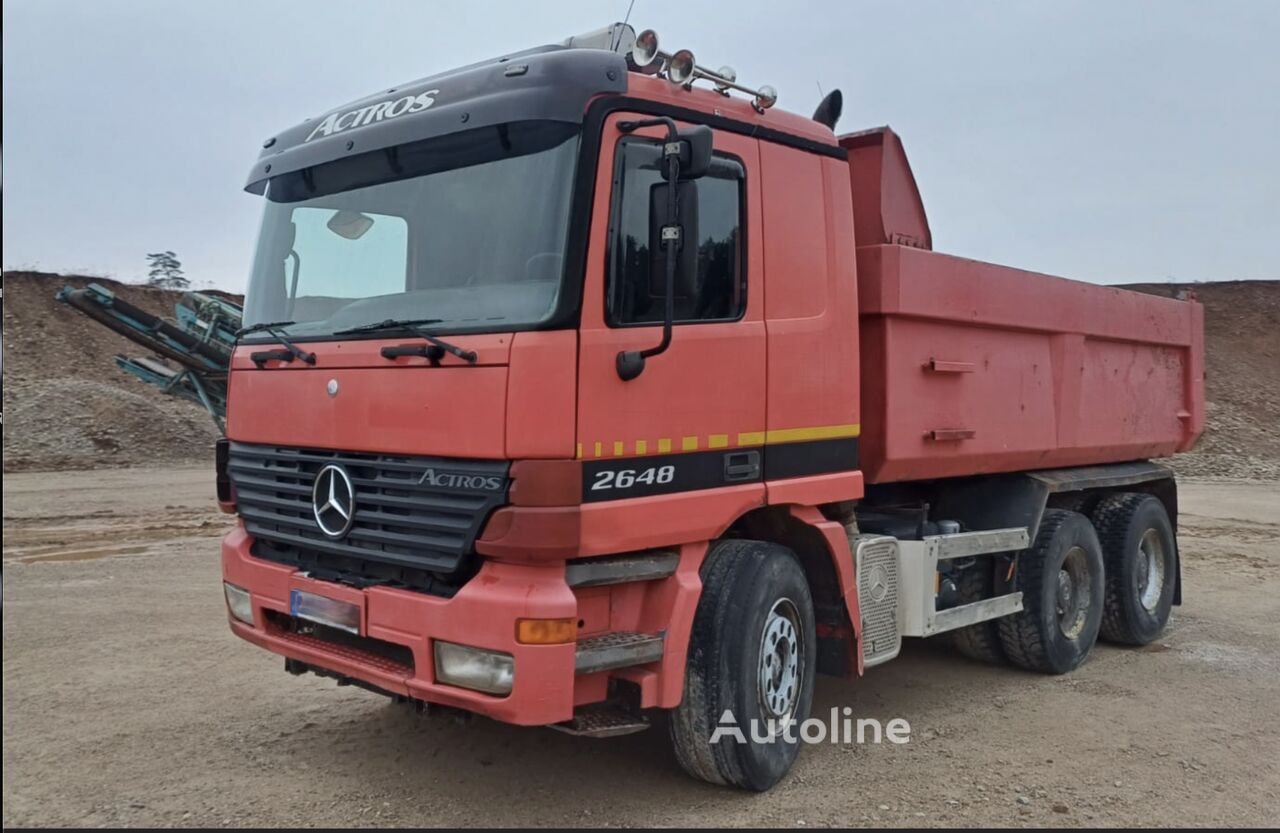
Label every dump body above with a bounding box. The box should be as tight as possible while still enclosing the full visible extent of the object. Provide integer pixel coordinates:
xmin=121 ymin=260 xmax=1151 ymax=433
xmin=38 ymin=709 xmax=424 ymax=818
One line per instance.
xmin=856 ymin=246 xmax=1204 ymax=483
xmin=841 ymin=129 xmax=1204 ymax=484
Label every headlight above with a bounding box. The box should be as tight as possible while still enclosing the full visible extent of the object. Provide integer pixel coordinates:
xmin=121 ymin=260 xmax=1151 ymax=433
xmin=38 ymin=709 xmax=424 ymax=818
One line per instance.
xmin=223 ymin=582 xmax=254 ymax=625
xmin=433 ymin=641 xmax=514 ymax=696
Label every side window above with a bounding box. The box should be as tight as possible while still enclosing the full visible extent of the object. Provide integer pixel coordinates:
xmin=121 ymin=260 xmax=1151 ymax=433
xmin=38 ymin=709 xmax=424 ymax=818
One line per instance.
xmin=607 ymin=136 xmax=746 ymax=325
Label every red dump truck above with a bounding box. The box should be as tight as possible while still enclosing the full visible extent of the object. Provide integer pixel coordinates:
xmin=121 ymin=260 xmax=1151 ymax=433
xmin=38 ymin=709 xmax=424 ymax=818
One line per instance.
xmin=219 ymin=24 xmax=1204 ymax=790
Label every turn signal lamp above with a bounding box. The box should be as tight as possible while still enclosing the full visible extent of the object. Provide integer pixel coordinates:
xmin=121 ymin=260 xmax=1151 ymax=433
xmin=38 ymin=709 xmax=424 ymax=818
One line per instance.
xmin=516 ymin=617 xmax=578 ymax=645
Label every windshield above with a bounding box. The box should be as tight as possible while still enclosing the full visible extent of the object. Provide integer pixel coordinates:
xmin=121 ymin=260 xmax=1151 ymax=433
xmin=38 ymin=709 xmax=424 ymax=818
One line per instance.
xmin=243 ymin=121 xmax=579 ymax=337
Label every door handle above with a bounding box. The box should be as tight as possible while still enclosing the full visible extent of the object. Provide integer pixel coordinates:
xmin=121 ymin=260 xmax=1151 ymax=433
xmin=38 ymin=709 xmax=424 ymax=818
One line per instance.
xmin=724 ymin=450 xmax=761 ymax=482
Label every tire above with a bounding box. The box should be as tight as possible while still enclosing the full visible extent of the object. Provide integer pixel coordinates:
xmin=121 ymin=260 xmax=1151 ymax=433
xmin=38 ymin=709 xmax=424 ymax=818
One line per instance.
xmin=1091 ymin=492 xmax=1177 ymax=645
xmin=949 ymin=558 xmax=1007 ymax=664
xmin=998 ymin=510 xmax=1104 ymax=674
xmin=1052 ymin=492 xmax=1092 ymax=515
xmin=668 ymin=539 xmax=817 ymax=791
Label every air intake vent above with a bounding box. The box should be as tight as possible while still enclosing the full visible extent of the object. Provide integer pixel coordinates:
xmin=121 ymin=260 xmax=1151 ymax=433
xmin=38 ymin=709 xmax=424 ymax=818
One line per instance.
xmin=855 ymin=536 xmax=901 ymax=667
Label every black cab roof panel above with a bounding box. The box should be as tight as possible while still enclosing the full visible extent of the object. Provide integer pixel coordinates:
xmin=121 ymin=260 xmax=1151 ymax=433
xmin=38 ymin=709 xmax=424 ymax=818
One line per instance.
xmin=246 ymin=46 xmax=628 ymax=194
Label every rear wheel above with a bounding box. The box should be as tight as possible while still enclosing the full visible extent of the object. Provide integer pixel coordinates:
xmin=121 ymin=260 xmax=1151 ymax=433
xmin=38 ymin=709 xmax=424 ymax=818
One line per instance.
xmin=668 ymin=539 xmax=816 ymax=791
xmin=998 ymin=510 xmax=1104 ymax=674
xmin=1091 ymin=492 xmax=1177 ymax=645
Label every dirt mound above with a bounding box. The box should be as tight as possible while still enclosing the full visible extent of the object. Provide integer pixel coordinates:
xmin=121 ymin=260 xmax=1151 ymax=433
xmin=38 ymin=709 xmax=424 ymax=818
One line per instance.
xmin=5 ymin=379 xmax=219 ymax=472
xmin=2 ymin=271 xmax=1277 ymax=477
xmin=1124 ymin=281 xmax=1280 ymax=480
xmin=2 ymin=272 xmax=242 ymax=471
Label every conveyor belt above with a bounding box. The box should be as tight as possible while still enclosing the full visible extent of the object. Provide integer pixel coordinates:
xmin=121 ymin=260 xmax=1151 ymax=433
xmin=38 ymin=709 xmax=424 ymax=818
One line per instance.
xmin=57 ymin=284 xmax=231 ymax=371
xmin=56 ymin=283 xmax=240 ymax=430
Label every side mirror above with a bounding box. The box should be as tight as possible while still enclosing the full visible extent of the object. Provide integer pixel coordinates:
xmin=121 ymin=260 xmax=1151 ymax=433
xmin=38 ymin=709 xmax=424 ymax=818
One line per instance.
xmin=260 ymin=219 xmax=297 ymax=314
xmin=615 ymin=116 xmax=711 ymax=381
xmin=648 ymin=180 xmax=700 ymax=301
xmin=663 ymin=125 xmax=714 ymax=181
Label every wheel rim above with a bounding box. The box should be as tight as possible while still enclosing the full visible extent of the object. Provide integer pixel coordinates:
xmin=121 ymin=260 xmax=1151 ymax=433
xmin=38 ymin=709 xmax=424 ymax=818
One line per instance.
xmin=758 ymin=598 xmax=803 ymax=721
xmin=1137 ymin=528 xmax=1167 ymax=613
xmin=1056 ymin=546 xmax=1093 ymax=640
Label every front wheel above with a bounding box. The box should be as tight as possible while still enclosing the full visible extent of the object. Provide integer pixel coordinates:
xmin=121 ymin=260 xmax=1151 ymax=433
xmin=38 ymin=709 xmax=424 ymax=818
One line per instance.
xmin=668 ymin=539 xmax=816 ymax=791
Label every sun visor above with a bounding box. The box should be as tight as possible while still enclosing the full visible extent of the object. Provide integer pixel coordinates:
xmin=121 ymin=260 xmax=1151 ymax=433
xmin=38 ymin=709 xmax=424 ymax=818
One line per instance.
xmin=245 ymin=47 xmax=628 ymax=194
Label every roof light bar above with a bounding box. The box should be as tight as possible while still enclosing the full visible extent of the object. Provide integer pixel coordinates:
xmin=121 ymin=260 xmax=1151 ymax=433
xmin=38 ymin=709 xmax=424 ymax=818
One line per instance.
xmin=571 ymin=24 xmax=778 ymax=113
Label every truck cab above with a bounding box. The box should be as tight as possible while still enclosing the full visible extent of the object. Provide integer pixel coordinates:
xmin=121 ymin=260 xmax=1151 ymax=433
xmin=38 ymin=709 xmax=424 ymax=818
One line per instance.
xmin=221 ymin=23 xmax=1200 ymax=791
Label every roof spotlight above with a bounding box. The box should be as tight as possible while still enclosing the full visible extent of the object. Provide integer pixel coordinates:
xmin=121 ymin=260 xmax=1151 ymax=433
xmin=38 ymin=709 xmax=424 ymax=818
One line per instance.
xmin=714 ymin=65 xmax=737 ymax=95
xmin=753 ymin=85 xmax=778 ymax=112
xmin=631 ymin=28 xmax=662 ymax=72
xmin=668 ymin=49 xmax=696 ymax=86
xmin=610 ymin=24 xmax=779 ymax=111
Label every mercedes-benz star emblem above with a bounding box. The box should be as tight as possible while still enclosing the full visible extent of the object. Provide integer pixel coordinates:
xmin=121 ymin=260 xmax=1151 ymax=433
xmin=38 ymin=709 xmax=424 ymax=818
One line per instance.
xmin=326 ymin=379 xmax=339 ymax=397
xmin=868 ymin=564 xmax=890 ymax=602
xmin=312 ymin=464 xmax=356 ymax=539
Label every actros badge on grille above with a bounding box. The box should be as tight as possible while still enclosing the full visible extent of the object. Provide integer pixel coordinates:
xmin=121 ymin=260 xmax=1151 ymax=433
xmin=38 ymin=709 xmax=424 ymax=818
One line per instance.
xmin=312 ymin=464 xmax=356 ymax=539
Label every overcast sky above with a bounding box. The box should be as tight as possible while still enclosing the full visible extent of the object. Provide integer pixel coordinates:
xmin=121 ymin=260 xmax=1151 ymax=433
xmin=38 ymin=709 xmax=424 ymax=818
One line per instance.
xmin=3 ymin=0 xmax=1277 ymax=291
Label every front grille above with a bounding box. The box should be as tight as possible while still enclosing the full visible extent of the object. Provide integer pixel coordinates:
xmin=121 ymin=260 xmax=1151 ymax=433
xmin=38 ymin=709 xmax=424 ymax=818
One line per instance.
xmin=229 ymin=442 xmax=508 ymax=588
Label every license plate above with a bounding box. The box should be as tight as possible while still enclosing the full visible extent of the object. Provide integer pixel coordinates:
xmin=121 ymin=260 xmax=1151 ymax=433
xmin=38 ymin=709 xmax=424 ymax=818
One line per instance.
xmin=290 ymin=589 xmax=360 ymax=635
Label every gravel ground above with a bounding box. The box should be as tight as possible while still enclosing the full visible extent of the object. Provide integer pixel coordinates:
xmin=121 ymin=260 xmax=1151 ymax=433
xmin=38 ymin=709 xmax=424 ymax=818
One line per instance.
xmin=3 ymin=468 xmax=1278 ymax=828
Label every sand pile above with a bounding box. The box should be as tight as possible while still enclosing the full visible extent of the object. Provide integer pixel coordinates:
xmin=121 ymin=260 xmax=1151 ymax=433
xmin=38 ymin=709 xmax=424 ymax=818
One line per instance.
xmin=1126 ymin=281 xmax=1280 ymax=480
xmin=2 ymin=272 xmax=241 ymax=471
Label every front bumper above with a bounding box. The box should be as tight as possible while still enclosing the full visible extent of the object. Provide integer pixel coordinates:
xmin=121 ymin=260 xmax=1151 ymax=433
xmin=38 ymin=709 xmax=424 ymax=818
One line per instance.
xmin=221 ymin=525 xmax=579 ymax=726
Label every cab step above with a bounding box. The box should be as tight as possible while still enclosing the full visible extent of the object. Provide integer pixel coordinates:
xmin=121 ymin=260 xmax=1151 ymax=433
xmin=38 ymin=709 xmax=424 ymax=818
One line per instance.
xmin=574 ymin=631 xmax=664 ymax=675
xmin=551 ymin=704 xmax=651 ymax=738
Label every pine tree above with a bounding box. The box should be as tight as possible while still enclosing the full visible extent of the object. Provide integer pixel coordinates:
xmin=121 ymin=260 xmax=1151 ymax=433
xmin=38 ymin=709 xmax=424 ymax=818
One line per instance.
xmin=145 ymin=251 xmax=189 ymax=289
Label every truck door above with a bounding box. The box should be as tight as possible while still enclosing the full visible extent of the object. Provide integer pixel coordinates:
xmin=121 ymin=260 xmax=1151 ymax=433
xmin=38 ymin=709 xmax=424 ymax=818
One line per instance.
xmin=575 ymin=113 xmax=766 ymax=519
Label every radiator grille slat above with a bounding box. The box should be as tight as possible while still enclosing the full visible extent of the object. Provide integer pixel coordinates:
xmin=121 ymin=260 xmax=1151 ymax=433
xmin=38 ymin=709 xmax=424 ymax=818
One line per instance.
xmin=229 ymin=442 xmax=509 ymax=587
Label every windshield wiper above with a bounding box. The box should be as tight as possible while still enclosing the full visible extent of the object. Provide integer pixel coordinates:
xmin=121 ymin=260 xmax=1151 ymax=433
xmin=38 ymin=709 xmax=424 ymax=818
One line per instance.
xmin=335 ymin=318 xmax=477 ymax=365
xmin=236 ymin=320 xmax=296 ymax=337
xmin=333 ymin=317 xmax=442 ymax=335
xmin=235 ymin=320 xmax=316 ymax=366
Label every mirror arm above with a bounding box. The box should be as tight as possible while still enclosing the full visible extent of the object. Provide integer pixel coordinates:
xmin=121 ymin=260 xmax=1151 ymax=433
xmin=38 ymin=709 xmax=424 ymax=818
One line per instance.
xmin=617 ymin=116 xmax=678 ymax=136
xmin=617 ymin=118 xmax=683 ymax=382
xmin=285 ymin=249 xmax=301 ymax=319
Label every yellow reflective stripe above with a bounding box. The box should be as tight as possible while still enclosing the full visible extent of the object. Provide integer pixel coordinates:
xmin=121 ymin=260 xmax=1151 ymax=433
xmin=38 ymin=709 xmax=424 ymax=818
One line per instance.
xmin=580 ymin=425 xmax=859 ymax=461
xmin=765 ymin=424 xmax=861 ymax=444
